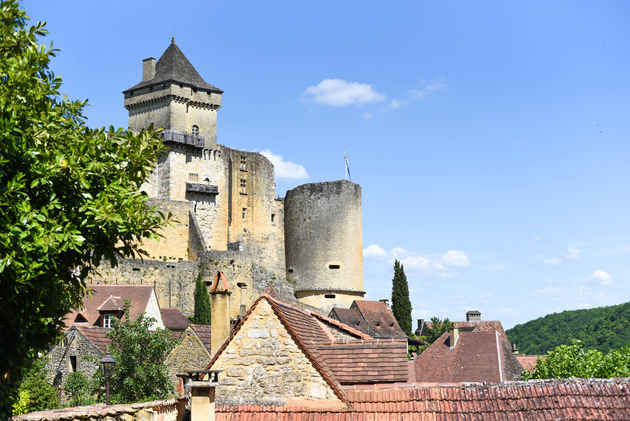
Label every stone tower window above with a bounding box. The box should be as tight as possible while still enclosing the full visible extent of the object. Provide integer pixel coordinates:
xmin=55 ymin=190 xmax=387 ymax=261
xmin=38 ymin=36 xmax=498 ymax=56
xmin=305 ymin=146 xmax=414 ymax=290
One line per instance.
xmin=240 ymin=156 xmax=247 ymax=171
xmin=239 ymin=178 xmax=247 ymax=195
xmin=242 ymin=208 xmax=247 ymax=220
xmin=329 ymin=264 xmax=340 ymax=270
xmin=325 ymin=294 xmax=336 ymax=299
xmin=271 ymin=213 xmax=276 ymax=222
xmin=192 ymin=125 xmax=199 ymax=136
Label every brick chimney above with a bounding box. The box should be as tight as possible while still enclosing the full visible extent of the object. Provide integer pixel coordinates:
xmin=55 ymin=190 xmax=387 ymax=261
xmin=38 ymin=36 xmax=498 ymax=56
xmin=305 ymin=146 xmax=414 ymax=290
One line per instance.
xmin=466 ymin=310 xmax=481 ymax=321
xmin=449 ymin=323 xmax=459 ymax=349
xmin=210 ymin=271 xmax=231 ymax=356
xmin=142 ymin=57 xmax=156 ymax=81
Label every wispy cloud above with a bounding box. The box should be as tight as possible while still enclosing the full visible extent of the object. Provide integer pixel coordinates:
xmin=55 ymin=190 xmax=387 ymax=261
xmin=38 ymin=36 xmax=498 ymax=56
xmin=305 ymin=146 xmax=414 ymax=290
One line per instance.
xmin=408 ymin=78 xmax=445 ymax=100
xmin=590 ymin=269 xmax=612 ymax=286
xmin=533 ymin=286 xmax=562 ymax=297
xmin=542 ymin=247 xmax=581 ymax=265
xmin=363 ymin=244 xmax=470 ymax=278
xmin=260 ymin=149 xmax=309 ymax=180
xmin=301 ymin=79 xmax=386 ymax=107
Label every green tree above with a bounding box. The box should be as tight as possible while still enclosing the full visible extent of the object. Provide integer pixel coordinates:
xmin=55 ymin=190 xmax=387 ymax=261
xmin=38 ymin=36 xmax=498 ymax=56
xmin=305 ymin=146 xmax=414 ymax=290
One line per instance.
xmin=13 ymin=358 xmax=58 ymax=414
xmin=391 ymin=260 xmax=412 ymax=335
xmin=193 ymin=272 xmax=211 ymax=325
xmin=0 ymin=1 xmax=169 ymax=414
xmin=424 ymin=317 xmax=453 ymax=344
xmin=93 ymin=304 xmax=177 ymax=403
xmin=522 ymin=340 xmax=630 ymax=380
xmin=64 ymin=371 xmax=89 ymax=406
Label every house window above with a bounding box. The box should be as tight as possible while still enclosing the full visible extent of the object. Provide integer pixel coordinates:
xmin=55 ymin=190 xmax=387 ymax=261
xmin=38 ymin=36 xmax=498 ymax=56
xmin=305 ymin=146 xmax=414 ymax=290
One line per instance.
xmin=240 ymin=156 xmax=247 ymax=171
xmin=103 ymin=314 xmax=113 ymax=328
xmin=242 ymin=208 xmax=247 ymax=220
xmin=189 ymin=173 xmax=199 ymax=182
xmin=192 ymin=125 xmax=199 ymax=135
xmin=70 ymin=356 xmax=77 ymax=372
xmin=239 ymin=178 xmax=247 ymax=194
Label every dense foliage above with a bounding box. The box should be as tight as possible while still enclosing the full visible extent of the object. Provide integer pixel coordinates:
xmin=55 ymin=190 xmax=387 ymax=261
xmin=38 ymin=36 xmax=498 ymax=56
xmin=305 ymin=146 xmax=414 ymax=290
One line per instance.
xmin=391 ymin=260 xmax=412 ymax=335
xmin=93 ymin=305 xmax=178 ymax=404
xmin=507 ymin=302 xmax=630 ymax=354
xmin=64 ymin=371 xmax=90 ymax=406
xmin=424 ymin=317 xmax=453 ymax=344
xmin=12 ymin=358 xmax=58 ymax=415
xmin=193 ymin=272 xmax=211 ymax=325
xmin=522 ymin=340 xmax=630 ymax=380
xmin=0 ymin=1 xmax=168 ymax=415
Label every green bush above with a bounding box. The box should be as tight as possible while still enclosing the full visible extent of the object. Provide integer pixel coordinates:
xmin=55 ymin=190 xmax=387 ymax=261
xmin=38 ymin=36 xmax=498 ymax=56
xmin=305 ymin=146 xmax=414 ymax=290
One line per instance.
xmin=64 ymin=371 xmax=89 ymax=406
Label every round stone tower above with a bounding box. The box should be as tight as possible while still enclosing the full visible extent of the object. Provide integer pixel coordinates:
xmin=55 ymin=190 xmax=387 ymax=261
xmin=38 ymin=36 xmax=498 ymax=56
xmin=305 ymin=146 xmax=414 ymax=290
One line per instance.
xmin=284 ymin=180 xmax=364 ymax=311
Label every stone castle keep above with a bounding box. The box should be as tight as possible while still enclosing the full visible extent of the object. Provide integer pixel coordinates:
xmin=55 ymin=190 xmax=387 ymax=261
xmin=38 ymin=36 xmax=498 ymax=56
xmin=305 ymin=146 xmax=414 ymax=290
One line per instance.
xmin=90 ymin=39 xmax=364 ymax=317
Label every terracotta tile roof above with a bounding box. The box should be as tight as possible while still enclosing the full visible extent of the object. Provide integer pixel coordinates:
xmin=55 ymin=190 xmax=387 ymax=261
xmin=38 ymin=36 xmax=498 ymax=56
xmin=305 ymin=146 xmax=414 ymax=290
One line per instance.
xmin=315 ymin=339 xmax=409 ymax=384
xmin=74 ymin=326 xmax=111 ymax=354
xmin=310 ymin=312 xmax=372 ymax=340
xmin=516 ymin=355 xmax=540 ymax=371
xmin=215 ymin=378 xmax=630 ymax=420
xmin=96 ymin=295 xmax=123 ymax=312
xmin=271 ymin=299 xmax=331 ymax=345
xmin=160 ymin=308 xmax=191 ymax=331
xmin=64 ymin=285 xmax=155 ymax=328
xmin=352 ymin=301 xmax=407 ymax=338
xmin=414 ymin=330 xmax=524 ymax=383
xmin=329 ymin=307 xmax=369 ymax=332
xmin=190 ymin=324 xmax=211 ymax=352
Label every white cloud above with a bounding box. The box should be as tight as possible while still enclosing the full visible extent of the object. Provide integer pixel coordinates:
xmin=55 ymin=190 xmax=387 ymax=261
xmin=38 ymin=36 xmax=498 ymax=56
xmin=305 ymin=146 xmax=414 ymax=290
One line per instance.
xmin=533 ymin=287 xmax=561 ymax=297
xmin=408 ymin=79 xmax=445 ymax=100
xmin=543 ymin=258 xmax=562 ymax=266
xmin=387 ymin=98 xmax=407 ymax=110
xmin=564 ymin=248 xmax=581 ymax=260
xmin=441 ymin=250 xmax=470 ymax=268
xmin=363 ymin=244 xmax=387 ymax=258
xmin=590 ymin=270 xmax=612 ymax=286
xmin=260 ymin=149 xmax=309 ymax=180
xmin=363 ymin=244 xmax=470 ymax=278
xmin=302 ymin=79 xmax=386 ymax=107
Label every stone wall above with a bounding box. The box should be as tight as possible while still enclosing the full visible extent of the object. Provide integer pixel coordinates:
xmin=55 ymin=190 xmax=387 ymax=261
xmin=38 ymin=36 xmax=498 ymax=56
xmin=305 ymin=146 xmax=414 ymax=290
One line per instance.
xmin=209 ymin=299 xmax=339 ymax=405
xmin=165 ymin=328 xmax=211 ymax=388
xmin=45 ymin=330 xmax=101 ymax=388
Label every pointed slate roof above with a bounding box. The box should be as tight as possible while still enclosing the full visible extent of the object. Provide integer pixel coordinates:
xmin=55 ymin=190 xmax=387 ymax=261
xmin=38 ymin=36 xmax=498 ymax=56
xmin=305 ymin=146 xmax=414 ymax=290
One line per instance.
xmin=124 ymin=38 xmax=222 ymax=94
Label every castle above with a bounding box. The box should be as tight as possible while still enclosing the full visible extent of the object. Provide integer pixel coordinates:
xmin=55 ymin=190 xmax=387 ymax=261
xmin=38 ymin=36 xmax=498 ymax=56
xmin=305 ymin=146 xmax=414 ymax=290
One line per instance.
xmin=90 ymin=39 xmax=364 ymax=317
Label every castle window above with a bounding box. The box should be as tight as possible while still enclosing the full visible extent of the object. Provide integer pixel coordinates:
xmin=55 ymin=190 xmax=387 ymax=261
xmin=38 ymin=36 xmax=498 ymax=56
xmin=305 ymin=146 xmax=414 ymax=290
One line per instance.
xmin=325 ymin=294 xmax=336 ymax=299
xmin=103 ymin=314 xmax=113 ymax=328
xmin=271 ymin=213 xmax=276 ymax=222
xmin=329 ymin=264 xmax=341 ymax=270
xmin=192 ymin=125 xmax=199 ymax=136
xmin=189 ymin=173 xmax=199 ymax=182
xmin=240 ymin=156 xmax=247 ymax=171
xmin=288 ymin=268 xmax=294 ymax=274
xmin=242 ymin=208 xmax=247 ymax=220
xmin=239 ymin=178 xmax=247 ymax=195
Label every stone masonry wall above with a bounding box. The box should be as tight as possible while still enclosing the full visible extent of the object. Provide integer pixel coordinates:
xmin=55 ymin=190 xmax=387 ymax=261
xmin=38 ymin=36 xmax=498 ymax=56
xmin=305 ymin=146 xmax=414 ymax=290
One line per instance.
xmin=209 ymin=299 xmax=339 ymax=405
xmin=165 ymin=328 xmax=211 ymax=388
xmin=45 ymin=330 xmax=101 ymax=388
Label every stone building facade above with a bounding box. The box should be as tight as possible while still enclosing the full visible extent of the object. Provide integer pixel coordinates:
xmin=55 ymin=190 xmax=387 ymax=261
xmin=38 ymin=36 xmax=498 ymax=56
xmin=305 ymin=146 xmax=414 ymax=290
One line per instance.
xmin=88 ymin=39 xmax=364 ymax=320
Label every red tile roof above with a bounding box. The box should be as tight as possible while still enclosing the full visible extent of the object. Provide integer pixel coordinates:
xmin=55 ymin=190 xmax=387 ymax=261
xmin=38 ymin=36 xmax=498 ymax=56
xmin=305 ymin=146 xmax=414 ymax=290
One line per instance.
xmin=516 ymin=355 xmax=540 ymax=371
xmin=74 ymin=326 xmax=111 ymax=354
xmin=310 ymin=312 xmax=372 ymax=340
xmin=316 ymin=339 xmax=409 ymax=384
xmin=215 ymin=378 xmax=630 ymax=420
xmin=64 ymin=285 xmax=155 ymax=328
xmin=160 ymin=308 xmax=191 ymax=331
xmin=352 ymin=301 xmax=407 ymax=338
xmin=414 ymin=330 xmax=523 ymax=383
xmin=190 ymin=324 xmax=211 ymax=352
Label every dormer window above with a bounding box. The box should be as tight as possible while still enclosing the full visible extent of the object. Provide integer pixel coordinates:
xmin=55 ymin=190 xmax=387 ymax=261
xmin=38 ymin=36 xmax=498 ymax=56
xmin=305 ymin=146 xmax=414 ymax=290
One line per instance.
xmin=192 ymin=125 xmax=199 ymax=136
xmin=103 ymin=314 xmax=114 ymax=328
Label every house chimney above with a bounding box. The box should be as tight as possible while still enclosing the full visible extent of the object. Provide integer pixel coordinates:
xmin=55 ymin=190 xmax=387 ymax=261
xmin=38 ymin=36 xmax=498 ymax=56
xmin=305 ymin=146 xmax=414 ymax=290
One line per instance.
xmin=415 ymin=319 xmax=425 ymax=336
xmin=379 ymin=299 xmax=389 ymax=308
xmin=188 ymin=370 xmax=220 ymax=421
xmin=142 ymin=57 xmax=156 ymax=81
xmin=210 ymin=272 xmax=231 ymax=356
xmin=512 ymin=342 xmax=519 ymax=355
xmin=466 ymin=310 xmax=481 ymax=321
xmin=449 ymin=323 xmax=459 ymax=349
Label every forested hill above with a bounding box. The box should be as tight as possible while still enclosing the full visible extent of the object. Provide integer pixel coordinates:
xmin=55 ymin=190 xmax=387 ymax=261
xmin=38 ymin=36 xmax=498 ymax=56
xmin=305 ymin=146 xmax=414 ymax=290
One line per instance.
xmin=506 ymin=302 xmax=630 ymax=355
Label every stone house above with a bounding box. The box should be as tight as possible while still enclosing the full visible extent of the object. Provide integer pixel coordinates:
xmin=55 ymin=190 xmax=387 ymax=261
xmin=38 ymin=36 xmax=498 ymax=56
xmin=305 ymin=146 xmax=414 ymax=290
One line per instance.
xmin=165 ymin=324 xmax=211 ymax=387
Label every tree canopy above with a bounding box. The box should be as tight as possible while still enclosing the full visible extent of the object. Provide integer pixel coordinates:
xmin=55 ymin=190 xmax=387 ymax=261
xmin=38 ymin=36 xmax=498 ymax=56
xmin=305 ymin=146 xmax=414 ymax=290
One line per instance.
xmin=424 ymin=317 xmax=453 ymax=344
xmin=507 ymin=301 xmax=630 ymax=355
xmin=92 ymin=305 xmax=178 ymax=403
xmin=0 ymin=1 xmax=168 ymax=415
xmin=391 ymin=260 xmax=412 ymax=335
xmin=522 ymin=340 xmax=630 ymax=380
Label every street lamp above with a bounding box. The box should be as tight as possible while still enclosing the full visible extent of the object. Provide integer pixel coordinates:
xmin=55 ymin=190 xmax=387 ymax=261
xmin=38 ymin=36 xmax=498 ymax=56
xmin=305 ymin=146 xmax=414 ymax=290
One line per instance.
xmin=100 ymin=354 xmax=115 ymax=405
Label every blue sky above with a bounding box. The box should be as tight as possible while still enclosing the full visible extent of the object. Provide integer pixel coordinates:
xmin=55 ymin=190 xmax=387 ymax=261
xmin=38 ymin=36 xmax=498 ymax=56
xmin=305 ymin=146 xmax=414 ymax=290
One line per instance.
xmin=23 ymin=1 xmax=630 ymax=329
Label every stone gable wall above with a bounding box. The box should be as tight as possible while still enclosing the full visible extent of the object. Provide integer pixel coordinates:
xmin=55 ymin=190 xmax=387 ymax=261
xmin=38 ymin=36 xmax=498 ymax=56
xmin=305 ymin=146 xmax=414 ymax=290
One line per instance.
xmin=45 ymin=330 xmax=101 ymax=388
xmin=209 ymin=299 xmax=339 ymax=405
xmin=165 ymin=328 xmax=211 ymax=388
